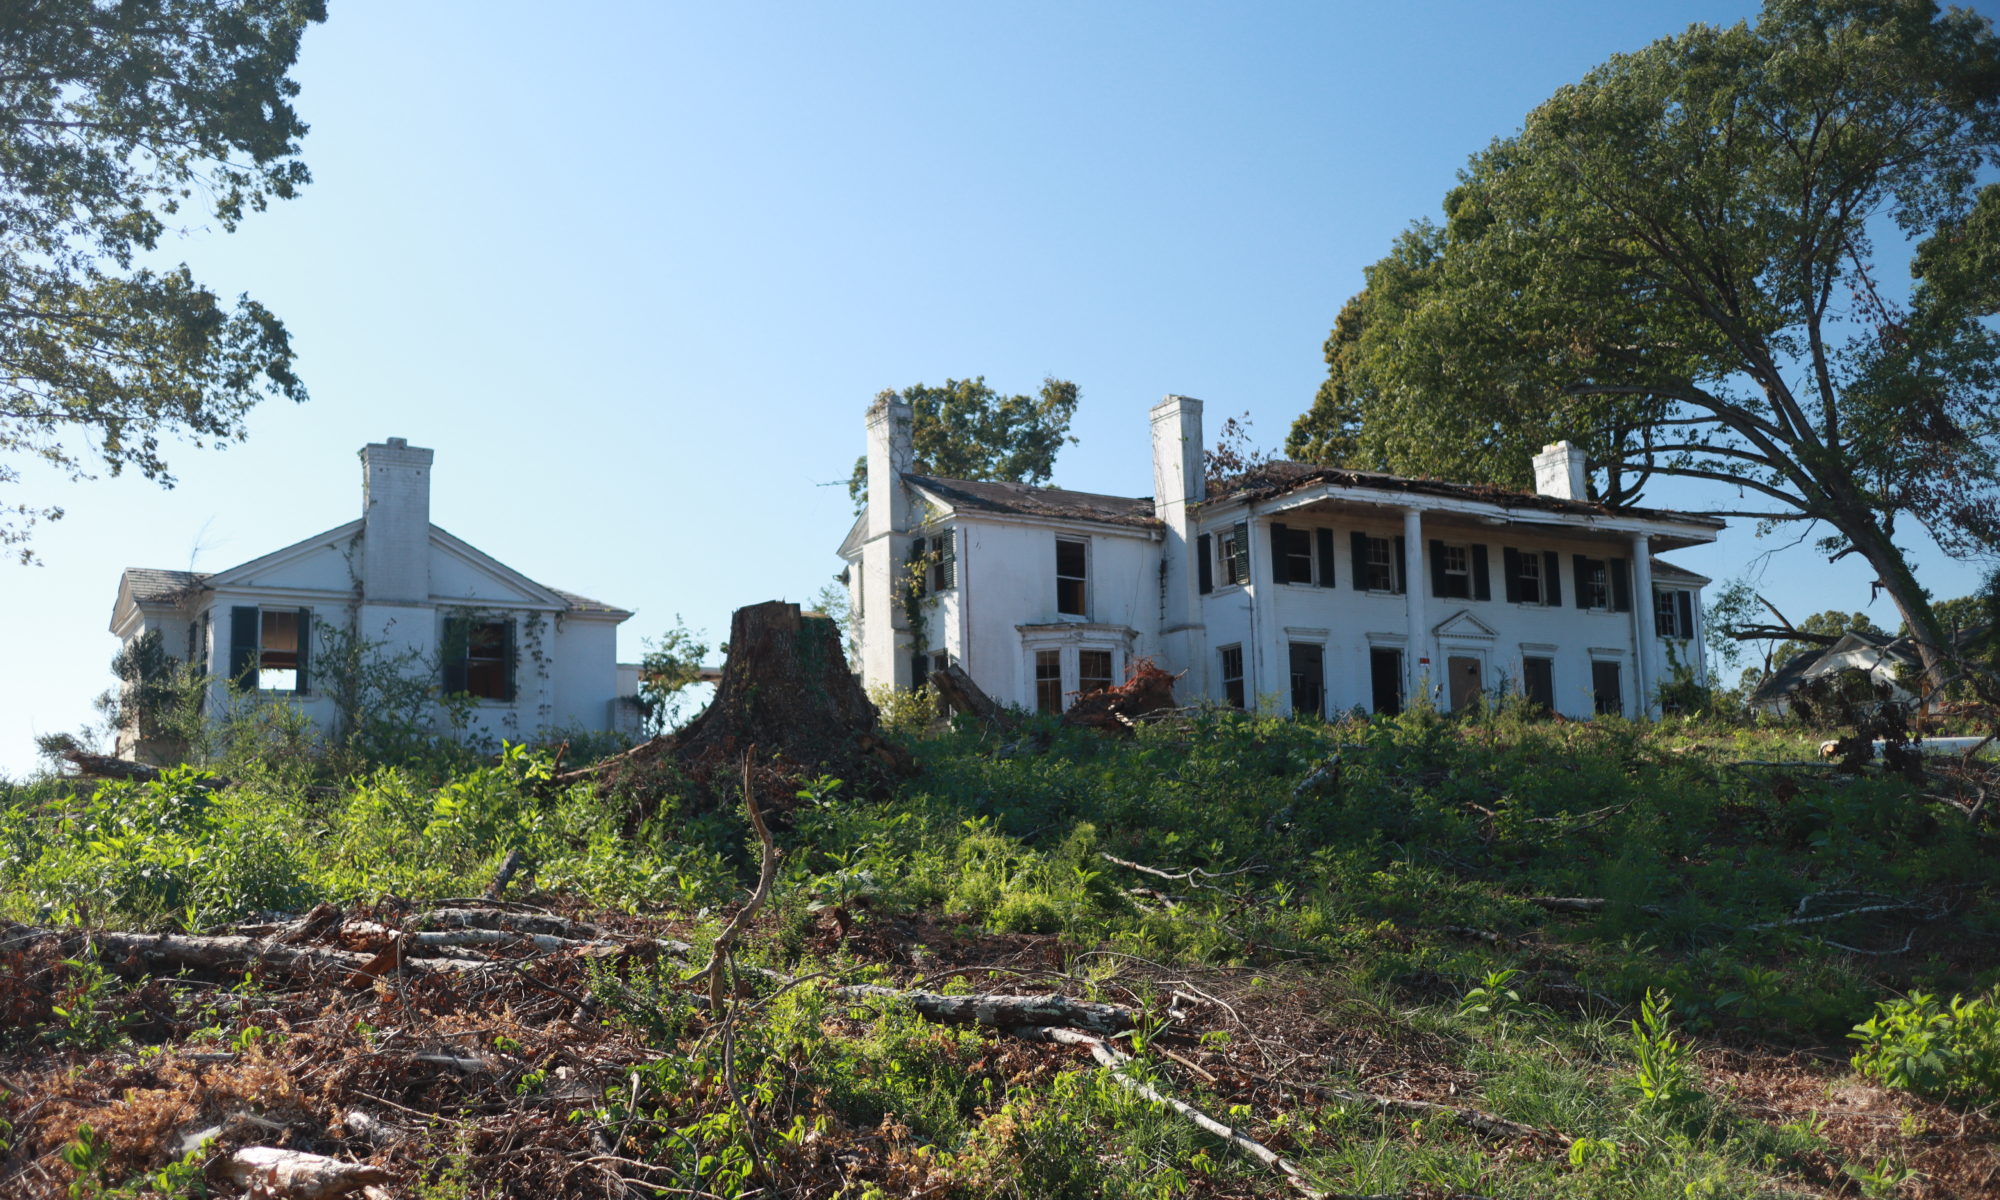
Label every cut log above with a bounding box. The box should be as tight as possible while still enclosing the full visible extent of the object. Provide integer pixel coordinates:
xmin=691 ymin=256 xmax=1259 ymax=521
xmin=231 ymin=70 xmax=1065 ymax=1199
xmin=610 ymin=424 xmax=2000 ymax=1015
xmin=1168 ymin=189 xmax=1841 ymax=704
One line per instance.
xmin=418 ymin=907 xmax=605 ymax=940
xmin=929 ymin=663 xmax=1009 ymax=726
xmin=219 ymin=1147 xmax=390 ymax=1199
xmin=10 ymin=924 xmax=485 ymax=984
xmin=831 ymin=985 xmax=1138 ymax=1035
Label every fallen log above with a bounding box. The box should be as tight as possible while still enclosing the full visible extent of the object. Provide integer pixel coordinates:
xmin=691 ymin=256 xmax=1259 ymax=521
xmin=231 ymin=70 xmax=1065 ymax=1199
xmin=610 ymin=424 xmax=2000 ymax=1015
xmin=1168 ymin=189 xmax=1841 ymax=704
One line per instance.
xmin=929 ymin=663 xmax=1009 ymax=726
xmin=418 ymin=907 xmax=606 ymax=940
xmin=219 ymin=1147 xmax=390 ymax=1200
xmin=9 ymin=924 xmax=486 ymax=984
xmin=60 ymin=748 xmax=225 ymax=789
xmin=832 ymin=984 xmax=1139 ymax=1035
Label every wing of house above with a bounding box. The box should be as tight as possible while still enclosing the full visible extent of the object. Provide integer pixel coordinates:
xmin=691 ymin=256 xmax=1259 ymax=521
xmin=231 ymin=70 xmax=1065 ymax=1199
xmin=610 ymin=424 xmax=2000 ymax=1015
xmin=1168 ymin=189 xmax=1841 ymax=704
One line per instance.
xmin=109 ymin=438 xmax=639 ymax=762
xmin=839 ymin=395 xmax=1723 ymax=720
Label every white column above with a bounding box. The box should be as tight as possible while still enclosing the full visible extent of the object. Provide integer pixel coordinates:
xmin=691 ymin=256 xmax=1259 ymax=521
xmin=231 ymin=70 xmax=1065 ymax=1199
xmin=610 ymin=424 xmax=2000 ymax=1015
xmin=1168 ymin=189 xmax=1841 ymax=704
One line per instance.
xmin=1630 ymin=534 xmax=1656 ymax=717
xmin=1404 ymin=509 xmax=1427 ymax=705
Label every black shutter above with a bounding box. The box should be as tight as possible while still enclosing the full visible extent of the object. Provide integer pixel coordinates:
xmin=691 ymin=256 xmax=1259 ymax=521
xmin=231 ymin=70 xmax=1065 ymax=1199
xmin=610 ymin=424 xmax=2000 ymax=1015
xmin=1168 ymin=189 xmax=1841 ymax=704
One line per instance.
xmin=295 ymin=608 xmax=312 ymax=696
xmin=442 ymin=617 xmax=469 ymax=694
xmin=1472 ymin=545 xmax=1490 ymax=601
xmin=1610 ymin=558 xmax=1631 ymax=612
xmin=229 ymin=606 xmax=259 ymax=690
xmin=1315 ymin=527 xmax=1336 ymax=588
xmin=1503 ymin=548 xmax=1522 ymax=603
xmin=1197 ymin=533 xmax=1213 ymax=594
xmin=1270 ymin=523 xmax=1290 ymax=585
xmin=1573 ymin=555 xmax=1591 ymax=609
xmin=1543 ymin=550 xmax=1562 ymax=606
xmin=1393 ymin=536 xmax=1407 ymax=594
xmin=1231 ymin=521 xmax=1250 ymax=585
xmin=499 ymin=619 xmax=518 ymax=702
xmin=937 ymin=532 xmax=956 ymax=590
xmin=1677 ymin=590 xmax=1694 ymax=639
xmin=1350 ymin=532 xmax=1369 ymax=591
xmin=1429 ymin=539 xmax=1448 ymax=598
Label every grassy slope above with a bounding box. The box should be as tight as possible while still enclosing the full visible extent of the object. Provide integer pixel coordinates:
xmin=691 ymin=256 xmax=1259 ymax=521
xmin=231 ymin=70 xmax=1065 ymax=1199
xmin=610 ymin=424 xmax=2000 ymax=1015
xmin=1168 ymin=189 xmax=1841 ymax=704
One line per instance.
xmin=0 ymin=708 xmax=1996 ymax=1198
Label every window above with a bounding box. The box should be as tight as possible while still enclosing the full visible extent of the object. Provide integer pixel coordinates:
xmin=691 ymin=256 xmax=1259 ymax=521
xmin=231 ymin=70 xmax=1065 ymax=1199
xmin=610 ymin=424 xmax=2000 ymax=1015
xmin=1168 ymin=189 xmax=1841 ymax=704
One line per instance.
xmin=1370 ymin=647 xmax=1403 ymax=715
xmin=1079 ymin=649 xmax=1113 ymax=696
xmin=1351 ymin=533 xmax=1404 ymax=593
xmin=1429 ymin=540 xmax=1490 ymax=600
xmin=1220 ymin=645 xmax=1245 ymax=708
xmin=913 ymin=649 xmax=947 ymax=686
xmin=1592 ymin=660 xmax=1623 ymax=716
xmin=1269 ymin=523 xmax=1337 ymax=587
xmin=228 ymin=605 xmax=312 ymax=694
xmin=444 ymin=616 xmax=515 ymax=701
xmin=1056 ymin=538 xmax=1088 ymax=616
xmin=1522 ymin=656 xmax=1555 ymax=714
xmin=907 ymin=532 xmax=956 ymax=596
xmin=1503 ymin=548 xmax=1561 ymax=606
xmin=1035 ymin=650 xmax=1063 ymax=713
xmin=1216 ymin=521 xmax=1251 ymax=587
xmin=1289 ymin=642 xmax=1324 ymax=718
xmin=1572 ymin=555 xmax=1632 ymax=612
xmin=1655 ymin=589 xmax=1695 ymax=639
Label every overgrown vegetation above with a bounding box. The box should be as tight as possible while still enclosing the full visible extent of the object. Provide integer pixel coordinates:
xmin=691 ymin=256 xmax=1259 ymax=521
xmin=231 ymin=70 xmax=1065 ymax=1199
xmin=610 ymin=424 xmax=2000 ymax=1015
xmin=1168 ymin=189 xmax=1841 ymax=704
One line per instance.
xmin=2 ymin=703 xmax=1996 ymax=1196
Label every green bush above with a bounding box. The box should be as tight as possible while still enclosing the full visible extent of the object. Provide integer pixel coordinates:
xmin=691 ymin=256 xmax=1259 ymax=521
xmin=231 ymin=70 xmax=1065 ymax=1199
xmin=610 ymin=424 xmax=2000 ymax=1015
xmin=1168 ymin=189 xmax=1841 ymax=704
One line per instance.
xmin=1850 ymin=988 xmax=2000 ymax=1104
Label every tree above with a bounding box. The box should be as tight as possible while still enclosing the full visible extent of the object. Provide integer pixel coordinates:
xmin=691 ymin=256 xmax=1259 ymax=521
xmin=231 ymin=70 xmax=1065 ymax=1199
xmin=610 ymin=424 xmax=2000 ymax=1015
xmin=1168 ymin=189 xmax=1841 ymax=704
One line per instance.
xmin=847 ymin=376 xmax=1079 ymax=509
xmin=1287 ymin=0 xmax=2000 ymax=687
xmin=0 ymin=0 xmax=325 ymax=561
xmin=636 ymin=616 xmax=711 ymax=735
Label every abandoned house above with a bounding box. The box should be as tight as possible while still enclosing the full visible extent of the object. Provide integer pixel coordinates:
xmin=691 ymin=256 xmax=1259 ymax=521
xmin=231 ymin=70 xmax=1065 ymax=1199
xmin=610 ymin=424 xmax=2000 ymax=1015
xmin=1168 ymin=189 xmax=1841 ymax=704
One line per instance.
xmin=108 ymin=438 xmax=642 ymax=761
xmin=838 ymin=394 xmax=1722 ymax=719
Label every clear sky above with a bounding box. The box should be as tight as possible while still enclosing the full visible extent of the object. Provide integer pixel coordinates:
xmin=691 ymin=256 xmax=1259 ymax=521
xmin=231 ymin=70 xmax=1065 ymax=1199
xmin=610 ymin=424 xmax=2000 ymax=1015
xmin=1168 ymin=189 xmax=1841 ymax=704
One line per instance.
xmin=5 ymin=0 xmax=1996 ymax=777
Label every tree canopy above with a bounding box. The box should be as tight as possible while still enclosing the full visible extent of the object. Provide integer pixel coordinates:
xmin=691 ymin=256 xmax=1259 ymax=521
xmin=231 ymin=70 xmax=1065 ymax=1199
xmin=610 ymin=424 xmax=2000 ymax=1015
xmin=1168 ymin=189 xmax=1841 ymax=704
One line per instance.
xmin=1287 ymin=0 xmax=2000 ymax=683
xmin=848 ymin=376 xmax=1079 ymax=509
xmin=0 ymin=0 xmax=325 ymax=561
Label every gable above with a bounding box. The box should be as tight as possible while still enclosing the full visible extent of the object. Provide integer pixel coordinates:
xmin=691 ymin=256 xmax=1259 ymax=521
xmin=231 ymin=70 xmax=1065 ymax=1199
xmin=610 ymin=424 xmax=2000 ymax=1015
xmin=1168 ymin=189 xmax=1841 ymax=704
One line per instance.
xmin=428 ymin=526 xmax=568 ymax=610
xmin=203 ymin=520 xmax=364 ymax=594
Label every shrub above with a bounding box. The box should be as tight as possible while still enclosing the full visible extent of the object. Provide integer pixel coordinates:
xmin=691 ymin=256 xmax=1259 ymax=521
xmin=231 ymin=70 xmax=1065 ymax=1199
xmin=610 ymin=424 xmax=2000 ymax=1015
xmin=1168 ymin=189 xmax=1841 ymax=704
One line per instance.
xmin=1850 ymin=988 xmax=2000 ymax=1104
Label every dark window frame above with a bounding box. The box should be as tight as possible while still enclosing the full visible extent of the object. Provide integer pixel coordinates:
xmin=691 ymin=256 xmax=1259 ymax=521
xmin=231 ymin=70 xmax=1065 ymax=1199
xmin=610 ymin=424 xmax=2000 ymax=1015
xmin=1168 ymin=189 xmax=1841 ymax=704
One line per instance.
xmin=1219 ymin=644 xmax=1246 ymax=709
xmin=443 ymin=615 xmax=517 ymax=702
xmin=1055 ymin=537 xmax=1088 ymax=616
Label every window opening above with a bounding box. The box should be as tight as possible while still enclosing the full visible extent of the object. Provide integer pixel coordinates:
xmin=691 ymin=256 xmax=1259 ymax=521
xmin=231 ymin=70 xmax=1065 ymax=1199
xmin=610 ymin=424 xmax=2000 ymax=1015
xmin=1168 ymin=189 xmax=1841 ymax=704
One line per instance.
xmin=1369 ymin=647 xmax=1403 ymax=715
xmin=1289 ymin=643 xmax=1324 ymax=718
xmin=1592 ymin=660 xmax=1623 ymax=716
xmin=1282 ymin=527 xmax=1313 ymax=584
xmin=1055 ymin=538 xmax=1088 ymax=616
xmin=444 ymin=617 xmax=515 ymax=701
xmin=1079 ymin=649 xmax=1113 ymax=697
xmin=1365 ymin=536 xmax=1397 ymax=592
xmin=1035 ymin=650 xmax=1063 ymax=713
xmin=1522 ymin=656 xmax=1555 ymax=714
xmin=1220 ymin=645 xmax=1245 ymax=708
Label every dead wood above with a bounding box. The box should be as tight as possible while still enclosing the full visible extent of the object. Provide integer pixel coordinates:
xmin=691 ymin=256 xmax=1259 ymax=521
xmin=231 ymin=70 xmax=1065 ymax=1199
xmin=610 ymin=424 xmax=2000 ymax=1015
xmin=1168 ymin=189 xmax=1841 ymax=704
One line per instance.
xmin=9 ymin=923 xmax=487 ymax=985
xmin=59 ymin=748 xmax=225 ymax=789
xmin=703 ymin=758 xmax=779 ymax=1014
xmin=417 ymin=907 xmax=605 ymax=940
xmin=484 ymin=848 xmax=525 ymax=900
xmin=218 ymin=1147 xmax=390 ymax=1200
xmin=1527 ymin=896 xmax=1665 ymax=917
xmin=1061 ymin=658 xmax=1180 ymax=735
xmin=1015 ymin=1024 xmax=1326 ymax=1199
xmin=831 ymin=984 xmax=1139 ymax=1035
xmin=929 ymin=662 xmax=1010 ymax=726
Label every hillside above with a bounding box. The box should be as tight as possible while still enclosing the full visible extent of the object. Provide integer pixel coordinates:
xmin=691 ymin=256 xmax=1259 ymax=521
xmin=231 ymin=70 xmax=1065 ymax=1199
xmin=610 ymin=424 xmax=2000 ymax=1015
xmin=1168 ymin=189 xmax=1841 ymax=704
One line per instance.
xmin=1 ymin=707 xmax=1996 ymax=1199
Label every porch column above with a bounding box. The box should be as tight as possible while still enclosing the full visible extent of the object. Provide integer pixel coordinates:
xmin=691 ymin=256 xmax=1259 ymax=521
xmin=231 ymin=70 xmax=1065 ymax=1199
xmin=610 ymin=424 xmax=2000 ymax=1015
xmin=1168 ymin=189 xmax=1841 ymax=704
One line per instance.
xmin=1404 ymin=509 xmax=1427 ymax=704
xmin=1630 ymin=533 xmax=1656 ymax=717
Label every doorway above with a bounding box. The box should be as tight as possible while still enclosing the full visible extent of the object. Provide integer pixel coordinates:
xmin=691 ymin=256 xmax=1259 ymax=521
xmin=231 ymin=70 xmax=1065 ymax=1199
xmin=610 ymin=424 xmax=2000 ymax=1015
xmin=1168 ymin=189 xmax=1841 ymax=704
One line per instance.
xmin=1448 ymin=654 xmax=1483 ymax=711
xmin=1369 ymin=647 xmax=1403 ymax=716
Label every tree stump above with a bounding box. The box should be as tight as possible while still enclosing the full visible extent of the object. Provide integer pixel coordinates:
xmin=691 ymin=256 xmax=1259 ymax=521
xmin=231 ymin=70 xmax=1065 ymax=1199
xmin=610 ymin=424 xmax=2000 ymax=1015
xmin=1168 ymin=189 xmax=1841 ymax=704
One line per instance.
xmin=557 ymin=601 xmax=907 ymax=817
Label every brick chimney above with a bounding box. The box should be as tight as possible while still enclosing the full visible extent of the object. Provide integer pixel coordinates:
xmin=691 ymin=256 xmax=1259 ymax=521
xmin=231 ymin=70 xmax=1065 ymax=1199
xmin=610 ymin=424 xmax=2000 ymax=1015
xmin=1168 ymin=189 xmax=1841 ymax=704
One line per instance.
xmin=1532 ymin=441 xmax=1589 ymax=501
xmin=360 ymin=437 xmax=434 ymax=604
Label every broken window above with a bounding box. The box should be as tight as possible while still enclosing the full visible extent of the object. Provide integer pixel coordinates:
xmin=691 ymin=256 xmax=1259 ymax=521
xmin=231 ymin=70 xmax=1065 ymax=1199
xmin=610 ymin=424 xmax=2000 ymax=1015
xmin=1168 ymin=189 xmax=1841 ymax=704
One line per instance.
xmin=1592 ymin=660 xmax=1623 ymax=716
xmin=1055 ymin=538 xmax=1088 ymax=616
xmin=1654 ymin=589 xmax=1695 ymax=639
xmin=444 ymin=617 xmax=515 ymax=701
xmin=907 ymin=532 xmax=956 ymax=596
xmin=228 ymin=605 xmax=312 ymax=694
xmin=1078 ymin=649 xmax=1113 ymax=697
xmin=1220 ymin=644 xmax=1245 ymax=708
xmin=1522 ymin=656 xmax=1555 ymax=714
xmin=1370 ymin=646 xmax=1403 ymax=715
xmin=1215 ymin=522 xmax=1251 ymax=587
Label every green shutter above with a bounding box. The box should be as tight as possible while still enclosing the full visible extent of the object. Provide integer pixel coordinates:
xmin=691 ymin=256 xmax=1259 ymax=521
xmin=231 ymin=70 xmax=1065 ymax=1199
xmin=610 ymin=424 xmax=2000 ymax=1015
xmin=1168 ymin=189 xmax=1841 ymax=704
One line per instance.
xmin=1573 ymin=556 xmax=1591 ymax=609
xmin=937 ymin=531 xmax=956 ymax=589
xmin=442 ymin=617 xmax=469 ymax=694
xmin=1429 ymin=539 xmax=1448 ymax=598
xmin=229 ymin=606 xmax=259 ymax=691
xmin=1677 ymin=591 xmax=1694 ymax=638
xmin=295 ymin=608 xmax=313 ymax=696
xmin=1350 ymin=532 xmax=1369 ymax=591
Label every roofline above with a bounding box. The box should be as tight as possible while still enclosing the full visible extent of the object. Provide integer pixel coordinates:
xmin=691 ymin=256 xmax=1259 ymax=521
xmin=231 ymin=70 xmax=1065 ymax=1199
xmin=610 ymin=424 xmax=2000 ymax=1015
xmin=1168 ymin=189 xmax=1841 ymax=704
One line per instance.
xmin=1207 ymin=480 xmax=1721 ymax=547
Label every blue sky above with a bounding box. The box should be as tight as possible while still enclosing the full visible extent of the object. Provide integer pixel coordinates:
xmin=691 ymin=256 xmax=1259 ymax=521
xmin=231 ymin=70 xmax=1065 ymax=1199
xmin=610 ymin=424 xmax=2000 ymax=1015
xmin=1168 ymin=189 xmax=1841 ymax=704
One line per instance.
xmin=4 ymin=0 xmax=1995 ymax=776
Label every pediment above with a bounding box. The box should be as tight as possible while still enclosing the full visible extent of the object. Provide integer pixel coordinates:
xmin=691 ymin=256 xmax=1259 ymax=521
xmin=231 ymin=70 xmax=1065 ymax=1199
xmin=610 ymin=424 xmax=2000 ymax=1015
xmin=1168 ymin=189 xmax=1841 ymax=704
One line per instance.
xmin=1433 ymin=610 xmax=1498 ymax=640
xmin=428 ymin=527 xmax=567 ymax=609
xmin=204 ymin=520 xmax=364 ymax=593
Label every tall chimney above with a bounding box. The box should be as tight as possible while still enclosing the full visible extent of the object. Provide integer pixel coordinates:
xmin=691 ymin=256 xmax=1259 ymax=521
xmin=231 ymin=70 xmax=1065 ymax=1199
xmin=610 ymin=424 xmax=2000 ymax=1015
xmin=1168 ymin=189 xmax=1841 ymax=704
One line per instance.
xmin=860 ymin=396 xmax=914 ymax=691
xmin=1532 ymin=441 xmax=1589 ymax=501
xmin=864 ymin=394 xmax=913 ymax=539
xmin=1150 ymin=394 xmax=1205 ymax=509
xmin=360 ymin=437 xmax=434 ymax=604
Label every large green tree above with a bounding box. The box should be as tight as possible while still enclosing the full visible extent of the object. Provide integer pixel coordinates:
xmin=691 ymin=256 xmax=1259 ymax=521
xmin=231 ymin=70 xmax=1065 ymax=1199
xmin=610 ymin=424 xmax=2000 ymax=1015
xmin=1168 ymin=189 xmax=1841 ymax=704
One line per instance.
xmin=847 ymin=376 xmax=1079 ymax=509
xmin=1288 ymin=0 xmax=2000 ymax=686
xmin=0 ymin=0 xmax=325 ymax=561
